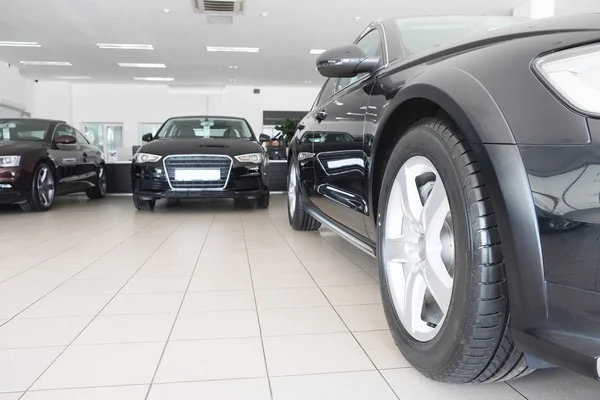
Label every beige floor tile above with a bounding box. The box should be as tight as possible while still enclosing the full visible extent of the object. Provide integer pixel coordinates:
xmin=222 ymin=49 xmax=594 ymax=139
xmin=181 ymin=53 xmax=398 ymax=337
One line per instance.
xmin=75 ymin=313 xmax=176 ymax=344
xmin=181 ymin=290 xmax=256 ymax=312
xmin=335 ymin=304 xmax=388 ymax=331
xmin=154 ymin=338 xmax=267 ymax=382
xmin=17 ymin=295 xmax=112 ymax=319
xmin=148 ymin=378 xmax=271 ymax=400
xmin=354 ymin=330 xmax=411 ymax=369
xmin=311 ymin=270 xmax=377 ymax=287
xmin=171 ymin=310 xmax=260 ymax=340
xmin=73 ymin=266 xmax=138 ymax=280
xmin=0 ymin=317 xmax=91 ymax=349
xmin=508 ymin=368 xmax=600 ymax=400
xmin=121 ymin=277 xmax=190 ymax=294
xmin=32 ymin=342 xmax=164 ymax=390
xmin=134 ymin=264 xmax=195 ymax=278
xmin=100 ymin=293 xmax=184 ymax=315
xmin=255 ymin=287 xmax=330 ymax=309
xmin=259 ymin=307 xmax=347 ymax=336
xmin=0 ymin=394 xmax=22 ymax=400
xmin=271 ymin=371 xmax=398 ymax=400
xmin=53 ymin=278 xmax=126 ymax=295
xmin=321 ymin=285 xmax=381 ymax=306
xmin=0 ymin=347 xmax=64 ymax=392
xmin=381 ymin=368 xmax=524 ymax=400
xmin=22 ymin=385 xmax=149 ymax=400
xmin=188 ymin=271 xmax=253 ymax=291
xmin=263 ymin=333 xmax=374 ymax=376
xmin=252 ymin=272 xmax=316 ymax=289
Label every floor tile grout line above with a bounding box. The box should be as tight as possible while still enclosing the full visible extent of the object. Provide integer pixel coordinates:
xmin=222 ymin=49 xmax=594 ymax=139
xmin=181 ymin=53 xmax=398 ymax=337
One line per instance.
xmin=0 ymin=214 xmax=161 ymax=324
xmin=17 ymin=212 xmax=190 ymax=399
xmin=241 ymin=213 xmax=275 ymax=400
xmin=268 ymin=214 xmax=402 ymax=400
xmin=143 ymin=213 xmax=216 ymax=400
xmin=506 ymin=380 xmax=531 ymax=400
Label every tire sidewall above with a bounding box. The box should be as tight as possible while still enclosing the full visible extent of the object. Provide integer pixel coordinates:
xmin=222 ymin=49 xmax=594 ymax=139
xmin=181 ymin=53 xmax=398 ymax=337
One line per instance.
xmin=31 ymin=163 xmax=53 ymax=211
xmin=287 ymin=161 xmax=299 ymax=226
xmin=377 ymin=125 xmax=473 ymax=373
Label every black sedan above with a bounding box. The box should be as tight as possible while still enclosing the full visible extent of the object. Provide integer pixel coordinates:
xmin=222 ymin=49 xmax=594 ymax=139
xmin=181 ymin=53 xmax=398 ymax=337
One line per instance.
xmin=132 ymin=116 xmax=270 ymax=210
xmin=287 ymin=14 xmax=600 ymax=383
xmin=0 ymin=118 xmax=106 ymax=211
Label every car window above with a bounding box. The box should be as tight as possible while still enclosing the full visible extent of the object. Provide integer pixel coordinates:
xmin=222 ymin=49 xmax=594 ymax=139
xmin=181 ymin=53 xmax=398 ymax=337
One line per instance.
xmin=73 ymin=128 xmax=90 ymax=144
xmin=315 ymin=78 xmax=339 ymax=107
xmin=54 ymin=125 xmax=75 ymax=141
xmin=337 ymin=29 xmax=383 ymax=90
xmin=156 ymin=117 xmax=254 ymax=140
xmin=0 ymin=120 xmax=49 ymax=141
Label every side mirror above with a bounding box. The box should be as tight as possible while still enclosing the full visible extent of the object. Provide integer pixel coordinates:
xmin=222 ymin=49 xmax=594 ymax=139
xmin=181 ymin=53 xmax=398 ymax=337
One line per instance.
xmin=317 ymin=45 xmax=380 ymax=78
xmin=297 ymin=123 xmax=305 ymax=131
xmin=55 ymin=135 xmax=76 ymax=145
xmin=142 ymin=133 xmax=154 ymax=142
xmin=259 ymin=134 xmax=270 ymax=143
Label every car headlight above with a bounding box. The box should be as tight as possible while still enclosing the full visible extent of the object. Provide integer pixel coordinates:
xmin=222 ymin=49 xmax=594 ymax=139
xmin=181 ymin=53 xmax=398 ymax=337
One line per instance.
xmin=235 ymin=153 xmax=264 ymax=163
xmin=134 ymin=153 xmax=162 ymax=163
xmin=0 ymin=156 xmax=20 ymax=167
xmin=534 ymin=43 xmax=600 ymax=116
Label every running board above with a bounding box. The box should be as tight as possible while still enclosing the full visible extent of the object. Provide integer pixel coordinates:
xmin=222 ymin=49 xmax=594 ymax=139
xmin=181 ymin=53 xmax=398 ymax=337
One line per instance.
xmin=307 ymin=207 xmax=376 ymax=258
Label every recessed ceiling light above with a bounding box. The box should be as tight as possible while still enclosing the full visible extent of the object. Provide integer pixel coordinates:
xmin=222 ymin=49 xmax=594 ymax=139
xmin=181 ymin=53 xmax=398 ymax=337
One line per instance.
xmin=163 ymin=8 xmax=171 ymax=13
xmin=55 ymin=76 xmax=92 ymax=80
xmin=118 ymin=63 xmax=166 ymax=68
xmin=309 ymin=49 xmax=326 ymax=55
xmin=97 ymin=43 xmax=154 ymax=50
xmin=207 ymin=46 xmax=259 ymax=53
xmin=229 ymin=79 xmax=237 ymax=82
xmin=228 ymin=65 xmax=238 ymax=69
xmin=261 ymin=12 xmax=269 ymax=17
xmin=20 ymin=61 xmax=71 ymax=66
xmin=0 ymin=41 xmax=41 ymax=47
xmin=133 ymin=77 xmax=174 ymax=81
xmin=353 ymin=16 xmax=362 ymax=21
xmin=304 ymin=80 xmax=313 ymax=84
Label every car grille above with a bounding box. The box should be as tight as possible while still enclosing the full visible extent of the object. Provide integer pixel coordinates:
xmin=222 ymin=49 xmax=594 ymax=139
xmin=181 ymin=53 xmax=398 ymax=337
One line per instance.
xmin=164 ymin=155 xmax=231 ymax=190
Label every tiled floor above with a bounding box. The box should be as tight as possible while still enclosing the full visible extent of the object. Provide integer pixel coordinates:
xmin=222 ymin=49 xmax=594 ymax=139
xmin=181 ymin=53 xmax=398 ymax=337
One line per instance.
xmin=0 ymin=195 xmax=599 ymax=399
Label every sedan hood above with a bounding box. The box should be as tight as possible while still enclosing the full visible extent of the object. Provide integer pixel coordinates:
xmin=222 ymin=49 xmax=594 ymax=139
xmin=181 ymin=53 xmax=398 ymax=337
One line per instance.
xmin=0 ymin=141 xmax=47 ymax=155
xmin=139 ymin=138 xmax=263 ymax=157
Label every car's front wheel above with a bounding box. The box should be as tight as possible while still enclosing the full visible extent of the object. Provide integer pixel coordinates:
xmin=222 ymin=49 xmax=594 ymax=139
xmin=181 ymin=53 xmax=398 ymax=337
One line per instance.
xmin=287 ymin=160 xmax=320 ymax=231
xmin=86 ymin=164 xmax=107 ymax=199
xmin=20 ymin=163 xmax=55 ymax=212
xmin=133 ymin=194 xmax=155 ymax=211
xmin=377 ymin=117 xmax=530 ymax=383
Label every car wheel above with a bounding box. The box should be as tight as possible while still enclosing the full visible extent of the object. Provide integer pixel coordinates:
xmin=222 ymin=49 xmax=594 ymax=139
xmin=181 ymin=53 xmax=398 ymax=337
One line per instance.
xmin=20 ymin=163 xmax=55 ymax=212
xmin=257 ymin=190 xmax=270 ymax=209
xmin=86 ymin=164 xmax=107 ymax=199
xmin=287 ymin=159 xmax=320 ymax=231
xmin=133 ymin=194 xmax=155 ymax=211
xmin=377 ymin=117 xmax=530 ymax=383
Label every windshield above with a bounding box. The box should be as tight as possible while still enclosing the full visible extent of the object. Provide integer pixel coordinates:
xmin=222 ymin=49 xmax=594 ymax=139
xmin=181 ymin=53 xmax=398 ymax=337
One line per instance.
xmin=156 ymin=117 xmax=254 ymax=140
xmin=396 ymin=16 xmax=524 ymax=56
xmin=0 ymin=120 xmax=49 ymax=142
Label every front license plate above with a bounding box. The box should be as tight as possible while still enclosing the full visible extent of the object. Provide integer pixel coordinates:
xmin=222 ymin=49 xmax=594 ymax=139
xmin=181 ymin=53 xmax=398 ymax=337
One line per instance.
xmin=175 ymin=169 xmax=220 ymax=181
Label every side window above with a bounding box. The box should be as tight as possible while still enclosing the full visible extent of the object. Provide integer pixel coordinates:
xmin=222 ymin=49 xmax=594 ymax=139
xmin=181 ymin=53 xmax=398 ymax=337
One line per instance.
xmin=73 ymin=128 xmax=90 ymax=144
xmin=338 ymin=29 xmax=383 ymax=90
xmin=315 ymin=78 xmax=339 ymax=108
xmin=54 ymin=125 xmax=75 ymax=141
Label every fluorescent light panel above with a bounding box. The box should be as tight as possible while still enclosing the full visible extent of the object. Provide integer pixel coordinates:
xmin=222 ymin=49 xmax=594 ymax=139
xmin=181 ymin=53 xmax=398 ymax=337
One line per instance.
xmin=20 ymin=61 xmax=71 ymax=66
xmin=97 ymin=43 xmax=153 ymax=50
xmin=0 ymin=41 xmax=41 ymax=47
xmin=56 ymin=76 xmax=92 ymax=80
xmin=207 ymin=46 xmax=259 ymax=53
xmin=133 ymin=77 xmax=174 ymax=81
xmin=118 ymin=63 xmax=166 ymax=68
xmin=310 ymin=49 xmax=326 ymax=55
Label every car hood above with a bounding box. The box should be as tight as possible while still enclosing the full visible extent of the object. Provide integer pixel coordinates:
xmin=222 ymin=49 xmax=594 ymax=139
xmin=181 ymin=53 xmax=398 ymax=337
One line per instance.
xmin=0 ymin=141 xmax=47 ymax=155
xmin=139 ymin=138 xmax=264 ymax=157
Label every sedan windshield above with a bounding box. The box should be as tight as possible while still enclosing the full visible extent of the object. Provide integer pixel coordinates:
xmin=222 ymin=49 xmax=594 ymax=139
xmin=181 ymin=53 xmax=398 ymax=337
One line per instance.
xmin=0 ymin=120 xmax=49 ymax=142
xmin=396 ymin=16 xmax=524 ymax=56
xmin=156 ymin=117 xmax=254 ymax=140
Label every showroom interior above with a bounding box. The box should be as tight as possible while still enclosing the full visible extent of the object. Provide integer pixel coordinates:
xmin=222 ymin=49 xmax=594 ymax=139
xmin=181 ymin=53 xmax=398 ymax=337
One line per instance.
xmin=1 ymin=0 xmax=600 ymax=399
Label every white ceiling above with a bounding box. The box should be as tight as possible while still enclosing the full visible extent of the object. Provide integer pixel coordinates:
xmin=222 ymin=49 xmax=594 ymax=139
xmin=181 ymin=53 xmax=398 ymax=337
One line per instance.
xmin=0 ymin=0 xmax=525 ymax=86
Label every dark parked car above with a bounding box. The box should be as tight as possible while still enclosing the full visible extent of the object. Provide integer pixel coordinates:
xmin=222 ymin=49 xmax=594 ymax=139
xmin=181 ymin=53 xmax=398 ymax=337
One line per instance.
xmin=0 ymin=118 xmax=106 ymax=211
xmin=287 ymin=15 xmax=600 ymax=383
xmin=132 ymin=116 xmax=270 ymax=210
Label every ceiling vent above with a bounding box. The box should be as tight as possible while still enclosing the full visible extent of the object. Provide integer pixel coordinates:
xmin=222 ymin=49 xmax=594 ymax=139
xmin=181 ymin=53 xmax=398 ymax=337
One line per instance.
xmin=192 ymin=0 xmax=244 ymax=14
xmin=207 ymin=15 xmax=234 ymax=24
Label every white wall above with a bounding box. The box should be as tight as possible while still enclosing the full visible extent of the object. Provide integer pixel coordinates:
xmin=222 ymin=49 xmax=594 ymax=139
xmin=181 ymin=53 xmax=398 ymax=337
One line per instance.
xmin=0 ymin=61 xmax=34 ymax=114
xmin=31 ymin=82 xmax=320 ymax=160
xmin=555 ymin=0 xmax=600 ymax=15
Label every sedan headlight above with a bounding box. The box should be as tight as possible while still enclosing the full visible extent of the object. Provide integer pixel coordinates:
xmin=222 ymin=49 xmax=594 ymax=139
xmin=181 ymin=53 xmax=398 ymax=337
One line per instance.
xmin=0 ymin=155 xmax=20 ymax=167
xmin=234 ymin=153 xmax=264 ymax=163
xmin=534 ymin=43 xmax=600 ymax=116
xmin=134 ymin=153 xmax=162 ymax=163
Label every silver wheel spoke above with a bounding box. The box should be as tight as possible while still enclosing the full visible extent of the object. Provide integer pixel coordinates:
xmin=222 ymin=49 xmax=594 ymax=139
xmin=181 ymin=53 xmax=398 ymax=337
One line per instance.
xmin=423 ymin=254 xmax=453 ymax=312
xmin=396 ymin=163 xmax=422 ymax=223
xmin=401 ymin=269 xmax=427 ymax=335
xmin=422 ymin=179 xmax=450 ymax=241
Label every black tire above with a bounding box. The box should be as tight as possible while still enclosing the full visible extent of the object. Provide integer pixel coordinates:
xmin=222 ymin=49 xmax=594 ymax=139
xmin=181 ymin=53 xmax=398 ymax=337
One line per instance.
xmin=133 ymin=194 xmax=155 ymax=211
xmin=86 ymin=164 xmax=107 ymax=199
xmin=287 ymin=159 xmax=320 ymax=231
xmin=377 ymin=117 xmax=529 ymax=383
xmin=257 ymin=191 xmax=270 ymax=209
xmin=20 ymin=163 xmax=55 ymax=212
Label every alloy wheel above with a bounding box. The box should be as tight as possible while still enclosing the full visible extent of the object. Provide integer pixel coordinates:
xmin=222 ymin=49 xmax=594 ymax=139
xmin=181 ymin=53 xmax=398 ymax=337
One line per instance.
xmin=99 ymin=167 xmax=107 ymax=195
xmin=382 ymin=155 xmax=455 ymax=342
xmin=37 ymin=165 xmax=55 ymax=208
xmin=288 ymin=163 xmax=297 ymax=217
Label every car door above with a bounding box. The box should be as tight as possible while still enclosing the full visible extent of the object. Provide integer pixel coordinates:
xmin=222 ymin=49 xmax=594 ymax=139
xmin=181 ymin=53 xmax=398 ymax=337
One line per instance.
xmin=51 ymin=124 xmax=84 ymax=194
xmin=74 ymin=127 xmax=102 ymax=179
xmin=308 ymin=28 xmax=385 ymax=239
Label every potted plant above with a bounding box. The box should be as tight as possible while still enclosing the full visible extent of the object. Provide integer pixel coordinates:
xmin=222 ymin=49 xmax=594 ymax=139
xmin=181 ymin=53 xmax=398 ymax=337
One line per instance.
xmin=275 ymin=118 xmax=302 ymax=143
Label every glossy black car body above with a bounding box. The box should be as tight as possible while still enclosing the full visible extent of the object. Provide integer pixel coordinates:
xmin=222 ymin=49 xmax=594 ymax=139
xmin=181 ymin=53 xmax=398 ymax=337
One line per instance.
xmin=0 ymin=118 xmax=106 ymax=211
xmin=289 ymin=15 xmax=600 ymax=379
xmin=132 ymin=116 xmax=269 ymax=205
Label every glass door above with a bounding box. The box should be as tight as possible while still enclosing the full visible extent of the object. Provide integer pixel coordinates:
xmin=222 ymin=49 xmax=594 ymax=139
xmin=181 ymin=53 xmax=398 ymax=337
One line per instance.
xmin=82 ymin=123 xmax=125 ymax=162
